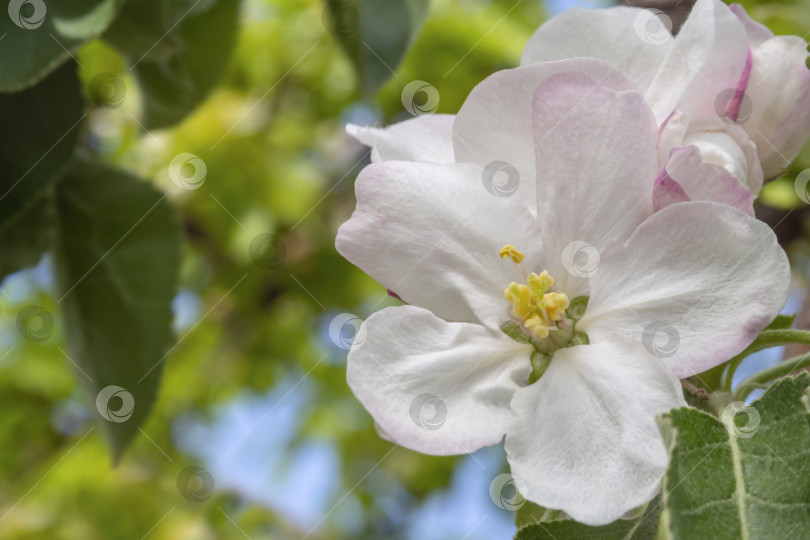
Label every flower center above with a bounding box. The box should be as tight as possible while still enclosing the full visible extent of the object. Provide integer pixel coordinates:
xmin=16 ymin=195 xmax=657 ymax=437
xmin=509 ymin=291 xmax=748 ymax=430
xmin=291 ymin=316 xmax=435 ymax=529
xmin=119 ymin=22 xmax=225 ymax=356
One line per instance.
xmin=499 ymin=245 xmax=570 ymax=339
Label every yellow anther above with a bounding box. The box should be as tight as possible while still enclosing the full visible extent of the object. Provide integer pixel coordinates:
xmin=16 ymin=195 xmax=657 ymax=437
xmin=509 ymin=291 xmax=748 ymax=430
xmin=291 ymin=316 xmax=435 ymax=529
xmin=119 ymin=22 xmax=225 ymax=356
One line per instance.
xmin=499 ymin=245 xmax=525 ymax=264
xmin=504 ymin=269 xmax=569 ymax=340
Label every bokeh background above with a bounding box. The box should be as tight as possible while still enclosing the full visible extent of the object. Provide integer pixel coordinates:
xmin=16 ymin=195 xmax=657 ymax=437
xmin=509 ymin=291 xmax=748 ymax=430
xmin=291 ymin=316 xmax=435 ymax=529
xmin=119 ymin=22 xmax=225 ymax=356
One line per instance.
xmin=1 ymin=0 xmax=809 ymax=538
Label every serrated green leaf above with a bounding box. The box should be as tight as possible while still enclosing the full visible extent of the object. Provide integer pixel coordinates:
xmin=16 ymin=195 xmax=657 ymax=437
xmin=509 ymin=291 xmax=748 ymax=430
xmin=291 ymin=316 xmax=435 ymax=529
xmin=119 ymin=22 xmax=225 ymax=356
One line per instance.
xmin=0 ymin=193 xmax=54 ymax=282
xmin=514 ymin=497 xmax=660 ymax=539
xmin=0 ymin=0 xmax=123 ymax=91
xmin=131 ymin=0 xmax=240 ymax=129
xmin=324 ymin=0 xmax=430 ymax=96
xmin=0 ymin=61 xmax=84 ymax=226
xmin=53 ymin=159 xmax=180 ymax=462
xmin=515 ymin=501 xmax=566 ymax=528
xmin=660 ymin=373 xmax=810 ymax=539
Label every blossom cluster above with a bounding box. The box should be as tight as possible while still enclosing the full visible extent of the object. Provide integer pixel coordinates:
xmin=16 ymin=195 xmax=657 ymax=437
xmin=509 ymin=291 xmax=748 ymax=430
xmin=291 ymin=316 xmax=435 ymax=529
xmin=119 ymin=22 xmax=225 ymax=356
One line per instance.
xmin=336 ymin=0 xmax=809 ymax=525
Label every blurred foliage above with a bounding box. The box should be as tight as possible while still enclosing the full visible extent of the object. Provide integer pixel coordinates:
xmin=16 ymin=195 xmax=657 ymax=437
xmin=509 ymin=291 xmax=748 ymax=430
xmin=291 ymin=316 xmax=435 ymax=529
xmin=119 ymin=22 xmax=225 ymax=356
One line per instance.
xmin=1 ymin=0 xmax=809 ymax=538
xmin=0 ymin=0 xmax=544 ymax=538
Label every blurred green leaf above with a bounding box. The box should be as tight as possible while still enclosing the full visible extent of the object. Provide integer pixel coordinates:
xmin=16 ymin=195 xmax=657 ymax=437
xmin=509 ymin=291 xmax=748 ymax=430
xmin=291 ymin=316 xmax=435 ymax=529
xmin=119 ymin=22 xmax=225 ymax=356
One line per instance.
xmin=659 ymin=374 xmax=810 ymax=539
xmin=0 ymin=193 xmax=54 ymax=282
xmin=131 ymin=0 xmax=240 ymax=129
xmin=53 ymin=159 xmax=180 ymax=462
xmin=765 ymin=313 xmax=796 ymax=330
xmin=0 ymin=0 xmax=123 ymax=91
xmin=102 ymin=0 xmax=182 ymax=62
xmin=514 ymin=497 xmax=660 ymax=539
xmin=324 ymin=0 xmax=430 ymax=96
xmin=0 ymin=61 xmax=84 ymax=227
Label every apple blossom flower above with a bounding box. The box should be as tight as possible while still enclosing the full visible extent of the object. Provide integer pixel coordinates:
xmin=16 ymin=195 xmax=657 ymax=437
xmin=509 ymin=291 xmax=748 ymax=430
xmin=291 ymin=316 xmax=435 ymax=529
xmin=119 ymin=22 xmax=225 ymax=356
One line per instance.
xmin=354 ymin=0 xmax=810 ymax=213
xmin=522 ymin=0 xmax=810 ymax=197
xmin=336 ymin=68 xmax=789 ymax=525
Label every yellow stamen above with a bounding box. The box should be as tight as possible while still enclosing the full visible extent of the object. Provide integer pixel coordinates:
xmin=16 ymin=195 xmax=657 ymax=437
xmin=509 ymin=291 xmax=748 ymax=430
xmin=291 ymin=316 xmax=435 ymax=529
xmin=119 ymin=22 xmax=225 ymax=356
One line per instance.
xmin=499 ymin=245 xmax=525 ymax=263
xmin=501 ymin=247 xmax=569 ymax=339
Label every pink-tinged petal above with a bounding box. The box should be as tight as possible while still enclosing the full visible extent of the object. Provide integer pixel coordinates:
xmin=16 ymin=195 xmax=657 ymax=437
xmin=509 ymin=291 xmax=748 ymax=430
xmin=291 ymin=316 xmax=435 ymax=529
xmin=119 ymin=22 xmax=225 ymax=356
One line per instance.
xmin=520 ymin=6 xmax=672 ymax=92
xmin=336 ymin=161 xmax=544 ymax=329
xmin=725 ymin=48 xmax=753 ymax=123
xmin=658 ymin=113 xmax=764 ymax=195
xmin=347 ymin=114 xmax=455 ymax=164
xmin=505 ymin=333 xmax=685 ymax=526
xmin=580 ymin=201 xmax=789 ymax=378
xmin=348 ymin=305 xmax=533 ymax=455
xmin=656 ymin=146 xmax=755 ymax=215
xmin=531 ymin=72 xmax=658 ymax=297
xmin=652 ymin=167 xmax=690 ymax=212
xmin=452 ymin=59 xmax=637 ymax=212
xmin=729 ymin=4 xmax=774 ymax=47
xmin=743 ymin=36 xmax=810 ymax=179
xmin=648 ymin=0 xmax=749 ymax=123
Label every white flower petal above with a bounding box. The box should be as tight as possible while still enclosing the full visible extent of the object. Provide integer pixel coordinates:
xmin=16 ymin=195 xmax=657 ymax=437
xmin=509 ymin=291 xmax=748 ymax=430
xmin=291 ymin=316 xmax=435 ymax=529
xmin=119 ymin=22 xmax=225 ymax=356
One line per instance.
xmin=653 ymin=146 xmax=754 ymax=215
xmin=348 ymin=305 xmax=533 ymax=455
xmin=658 ymin=113 xmax=763 ymax=194
xmin=742 ymin=36 xmax=810 ymax=179
xmin=580 ymin=201 xmax=790 ymax=378
xmin=520 ymin=6 xmax=672 ymax=95
xmin=452 ymin=59 xmax=637 ymax=212
xmin=729 ymin=3 xmax=774 ymax=47
xmin=531 ymin=71 xmax=658 ymax=297
xmin=505 ymin=334 xmax=685 ymax=526
xmin=346 ymin=114 xmax=456 ymax=164
xmin=336 ymin=161 xmax=544 ymax=327
xmin=647 ymin=0 xmax=748 ymax=123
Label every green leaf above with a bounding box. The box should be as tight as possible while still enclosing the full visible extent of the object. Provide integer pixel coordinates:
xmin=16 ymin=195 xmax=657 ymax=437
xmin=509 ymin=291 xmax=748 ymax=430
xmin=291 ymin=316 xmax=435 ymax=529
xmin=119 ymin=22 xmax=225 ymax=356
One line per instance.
xmin=515 ymin=501 xmax=566 ymax=528
xmin=102 ymin=0 xmax=183 ymax=62
xmin=324 ymin=0 xmax=430 ymax=96
xmin=659 ymin=373 xmax=810 ymax=540
xmin=0 ymin=61 xmax=84 ymax=226
xmin=130 ymin=0 xmax=240 ymax=129
xmin=53 ymin=159 xmax=181 ymax=461
xmin=0 ymin=193 xmax=54 ymax=282
xmin=514 ymin=497 xmax=660 ymax=540
xmin=0 ymin=0 xmax=123 ymax=91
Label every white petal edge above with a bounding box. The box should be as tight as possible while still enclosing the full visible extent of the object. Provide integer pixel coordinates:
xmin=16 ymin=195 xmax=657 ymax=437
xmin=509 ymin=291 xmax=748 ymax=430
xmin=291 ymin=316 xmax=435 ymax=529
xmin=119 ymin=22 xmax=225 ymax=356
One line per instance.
xmin=580 ymin=201 xmax=790 ymax=378
xmin=336 ymin=160 xmax=544 ymax=328
xmin=347 ymin=305 xmax=533 ymax=455
xmin=346 ymin=114 xmax=456 ymax=164
xmin=505 ymin=333 xmax=685 ymax=526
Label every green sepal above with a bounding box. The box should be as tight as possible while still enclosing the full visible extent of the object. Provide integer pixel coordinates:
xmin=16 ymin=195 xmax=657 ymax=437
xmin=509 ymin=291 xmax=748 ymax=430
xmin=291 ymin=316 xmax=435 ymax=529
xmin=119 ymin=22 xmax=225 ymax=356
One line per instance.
xmin=528 ymin=351 xmax=552 ymax=384
xmin=501 ymin=321 xmax=533 ymax=345
xmin=565 ymin=296 xmax=589 ymax=322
